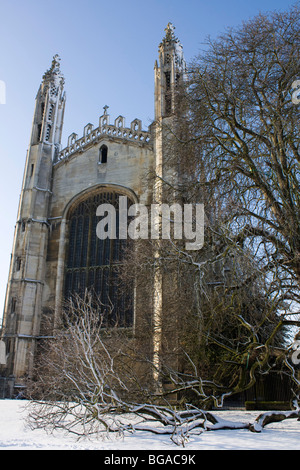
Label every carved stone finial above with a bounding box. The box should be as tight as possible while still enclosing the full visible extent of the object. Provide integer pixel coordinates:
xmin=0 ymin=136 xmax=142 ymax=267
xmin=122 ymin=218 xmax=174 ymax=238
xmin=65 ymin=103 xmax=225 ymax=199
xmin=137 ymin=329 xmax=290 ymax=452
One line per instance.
xmin=42 ymin=54 xmax=64 ymax=88
xmin=44 ymin=54 xmax=61 ymax=75
xmin=103 ymin=105 xmax=109 ymax=115
xmin=165 ymin=22 xmax=176 ymax=41
xmin=159 ymin=23 xmax=180 ymax=50
xmin=52 ymin=54 xmax=61 ymax=69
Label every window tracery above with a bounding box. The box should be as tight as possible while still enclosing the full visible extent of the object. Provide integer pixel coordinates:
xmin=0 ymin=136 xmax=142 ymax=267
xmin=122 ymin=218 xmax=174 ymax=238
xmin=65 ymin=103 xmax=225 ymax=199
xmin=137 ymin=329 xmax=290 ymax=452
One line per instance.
xmin=64 ymin=191 xmax=133 ymax=327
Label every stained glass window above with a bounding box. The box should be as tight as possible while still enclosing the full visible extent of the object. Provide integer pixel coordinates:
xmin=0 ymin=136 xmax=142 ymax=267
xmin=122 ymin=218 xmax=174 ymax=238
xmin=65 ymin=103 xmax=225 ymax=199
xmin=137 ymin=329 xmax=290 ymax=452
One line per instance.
xmin=64 ymin=192 xmax=133 ymax=327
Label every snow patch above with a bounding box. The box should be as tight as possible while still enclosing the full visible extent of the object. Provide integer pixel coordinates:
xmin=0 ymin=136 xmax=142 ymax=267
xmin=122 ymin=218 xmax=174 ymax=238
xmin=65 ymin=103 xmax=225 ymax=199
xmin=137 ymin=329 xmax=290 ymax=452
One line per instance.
xmin=0 ymin=401 xmax=300 ymax=450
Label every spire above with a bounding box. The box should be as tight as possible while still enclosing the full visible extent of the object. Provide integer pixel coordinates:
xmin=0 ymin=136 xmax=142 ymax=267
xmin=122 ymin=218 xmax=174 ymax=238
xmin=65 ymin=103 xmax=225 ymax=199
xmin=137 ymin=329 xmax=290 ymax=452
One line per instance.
xmin=31 ymin=55 xmax=66 ymax=147
xmin=40 ymin=54 xmax=65 ymax=100
xmin=161 ymin=22 xmax=178 ymax=44
xmin=158 ymin=23 xmax=186 ymax=69
xmin=42 ymin=54 xmax=64 ymax=86
xmin=155 ymin=23 xmax=186 ymax=119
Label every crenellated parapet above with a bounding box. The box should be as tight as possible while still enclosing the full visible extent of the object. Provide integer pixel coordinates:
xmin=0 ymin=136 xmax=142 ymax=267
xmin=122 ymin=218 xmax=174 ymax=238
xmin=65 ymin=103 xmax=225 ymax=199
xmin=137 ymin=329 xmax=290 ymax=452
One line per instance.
xmin=55 ymin=107 xmax=152 ymax=164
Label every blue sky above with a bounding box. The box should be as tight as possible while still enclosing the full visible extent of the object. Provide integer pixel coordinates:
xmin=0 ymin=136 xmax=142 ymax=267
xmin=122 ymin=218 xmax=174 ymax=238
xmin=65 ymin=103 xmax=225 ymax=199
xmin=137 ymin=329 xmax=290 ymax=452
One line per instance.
xmin=0 ymin=0 xmax=296 ymax=320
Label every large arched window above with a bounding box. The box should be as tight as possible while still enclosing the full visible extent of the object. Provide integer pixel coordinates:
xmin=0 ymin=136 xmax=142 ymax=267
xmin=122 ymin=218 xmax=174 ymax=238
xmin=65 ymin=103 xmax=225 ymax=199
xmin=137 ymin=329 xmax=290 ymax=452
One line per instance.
xmin=64 ymin=191 xmax=133 ymax=327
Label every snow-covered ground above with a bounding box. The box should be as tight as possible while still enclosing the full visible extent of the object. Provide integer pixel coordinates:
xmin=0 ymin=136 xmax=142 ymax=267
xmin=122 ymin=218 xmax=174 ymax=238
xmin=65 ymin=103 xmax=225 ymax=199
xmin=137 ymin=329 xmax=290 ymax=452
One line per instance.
xmin=0 ymin=400 xmax=299 ymax=450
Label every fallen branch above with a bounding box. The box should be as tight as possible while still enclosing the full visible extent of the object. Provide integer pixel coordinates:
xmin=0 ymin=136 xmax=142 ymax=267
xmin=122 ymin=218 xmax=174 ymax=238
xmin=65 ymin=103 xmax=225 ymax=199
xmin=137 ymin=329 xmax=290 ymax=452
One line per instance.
xmin=249 ymin=410 xmax=300 ymax=433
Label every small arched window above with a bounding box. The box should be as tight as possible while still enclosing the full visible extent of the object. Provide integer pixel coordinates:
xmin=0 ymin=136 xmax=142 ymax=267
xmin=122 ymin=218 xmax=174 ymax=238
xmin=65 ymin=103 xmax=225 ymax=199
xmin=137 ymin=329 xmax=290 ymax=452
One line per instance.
xmin=99 ymin=145 xmax=108 ymax=164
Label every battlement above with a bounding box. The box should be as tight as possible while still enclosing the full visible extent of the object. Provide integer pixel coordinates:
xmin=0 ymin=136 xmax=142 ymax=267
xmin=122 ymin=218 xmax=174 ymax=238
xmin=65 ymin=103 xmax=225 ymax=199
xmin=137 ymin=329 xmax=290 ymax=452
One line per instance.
xmin=55 ymin=108 xmax=152 ymax=164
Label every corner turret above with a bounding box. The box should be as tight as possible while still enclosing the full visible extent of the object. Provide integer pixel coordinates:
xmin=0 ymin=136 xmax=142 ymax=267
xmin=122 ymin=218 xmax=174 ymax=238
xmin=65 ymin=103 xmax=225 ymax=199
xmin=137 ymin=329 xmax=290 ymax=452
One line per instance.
xmin=1 ymin=56 xmax=66 ymax=384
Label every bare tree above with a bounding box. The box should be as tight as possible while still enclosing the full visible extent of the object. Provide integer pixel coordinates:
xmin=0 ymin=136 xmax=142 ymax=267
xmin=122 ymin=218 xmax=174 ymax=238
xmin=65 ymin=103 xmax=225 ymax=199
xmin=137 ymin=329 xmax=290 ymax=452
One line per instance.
xmin=185 ymin=5 xmax=300 ymax=316
xmin=134 ymin=5 xmax=300 ymax=407
xmin=27 ymin=292 xmax=300 ymax=445
xmin=119 ymin=220 xmax=299 ymax=409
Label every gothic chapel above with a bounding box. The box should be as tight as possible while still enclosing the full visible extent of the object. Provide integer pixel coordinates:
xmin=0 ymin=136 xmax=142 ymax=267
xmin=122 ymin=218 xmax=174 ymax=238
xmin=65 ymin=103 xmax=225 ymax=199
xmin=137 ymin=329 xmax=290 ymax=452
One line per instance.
xmin=0 ymin=24 xmax=187 ymax=397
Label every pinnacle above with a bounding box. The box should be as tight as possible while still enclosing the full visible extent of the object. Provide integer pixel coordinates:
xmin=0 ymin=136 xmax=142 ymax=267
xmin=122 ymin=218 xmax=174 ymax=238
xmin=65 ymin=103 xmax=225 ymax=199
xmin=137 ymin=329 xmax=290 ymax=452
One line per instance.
xmin=42 ymin=54 xmax=64 ymax=83
xmin=164 ymin=22 xmax=176 ymax=40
